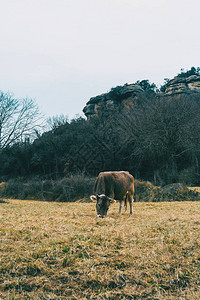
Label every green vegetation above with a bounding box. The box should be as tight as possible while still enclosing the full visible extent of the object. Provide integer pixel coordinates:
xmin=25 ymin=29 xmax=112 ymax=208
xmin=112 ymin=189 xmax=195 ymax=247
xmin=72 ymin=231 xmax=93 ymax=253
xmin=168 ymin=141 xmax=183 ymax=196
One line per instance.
xmin=177 ymin=66 xmax=200 ymax=78
xmin=1 ymin=199 xmax=200 ymax=299
xmin=135 ymin=79 xmax=157 ymax=92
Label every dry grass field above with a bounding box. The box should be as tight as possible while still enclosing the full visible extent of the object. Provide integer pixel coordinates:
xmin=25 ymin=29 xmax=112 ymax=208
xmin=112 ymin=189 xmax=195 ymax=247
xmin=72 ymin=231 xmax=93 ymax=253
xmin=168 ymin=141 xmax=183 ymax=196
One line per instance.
xmin=0 ymin=199 xmax=200 ymax=299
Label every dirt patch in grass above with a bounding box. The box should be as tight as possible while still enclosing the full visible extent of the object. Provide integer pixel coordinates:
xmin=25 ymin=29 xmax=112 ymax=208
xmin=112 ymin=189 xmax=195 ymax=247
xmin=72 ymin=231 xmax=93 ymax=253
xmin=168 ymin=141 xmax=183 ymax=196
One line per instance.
xmin=0 ymin=200 xmax=200 ymax=299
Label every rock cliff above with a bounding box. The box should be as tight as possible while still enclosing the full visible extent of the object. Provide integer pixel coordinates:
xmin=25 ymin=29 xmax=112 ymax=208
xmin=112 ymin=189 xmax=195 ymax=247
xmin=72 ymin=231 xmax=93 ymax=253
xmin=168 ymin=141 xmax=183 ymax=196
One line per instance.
xmin=83 ymin=83 xmax=145 ymax=118
xmin=164 ymin=75 xmax=200 ymax=95
xmin=83 ymin=75 xmax=200 ymax=118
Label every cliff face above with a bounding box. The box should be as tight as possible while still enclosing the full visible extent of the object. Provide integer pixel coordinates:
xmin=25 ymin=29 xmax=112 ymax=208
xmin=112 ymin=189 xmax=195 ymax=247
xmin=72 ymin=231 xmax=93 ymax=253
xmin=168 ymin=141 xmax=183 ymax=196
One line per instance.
xmin=83 ymin=75 xmax=200 ymax=118
xmin=164 ymin=75 xmax=200 ymax=95
xmin=83 ymin=83 xmax=144 ymax=118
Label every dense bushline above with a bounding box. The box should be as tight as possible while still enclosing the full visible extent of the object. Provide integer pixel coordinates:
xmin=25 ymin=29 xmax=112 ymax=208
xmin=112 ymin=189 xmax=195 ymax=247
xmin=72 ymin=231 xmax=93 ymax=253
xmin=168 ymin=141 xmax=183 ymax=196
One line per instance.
xmin=0 ymin=174 xmax=95 ymax=202
xmin=0 ymin=68 xmax=200 ymax=189
xmin=0 ymin=177 xmax=199 ymax=202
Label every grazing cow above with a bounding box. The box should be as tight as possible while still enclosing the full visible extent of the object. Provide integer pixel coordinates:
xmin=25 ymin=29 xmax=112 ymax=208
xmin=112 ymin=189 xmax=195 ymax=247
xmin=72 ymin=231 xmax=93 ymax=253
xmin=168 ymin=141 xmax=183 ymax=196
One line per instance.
xmin=90 ymin=171 xmax=134 ymax=218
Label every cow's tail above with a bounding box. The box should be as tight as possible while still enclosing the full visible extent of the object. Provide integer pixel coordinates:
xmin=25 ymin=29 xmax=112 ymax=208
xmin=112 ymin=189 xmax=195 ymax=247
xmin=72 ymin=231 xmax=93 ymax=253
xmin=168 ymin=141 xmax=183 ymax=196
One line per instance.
xmin=124 ymin=193 xmax=128 ymax=211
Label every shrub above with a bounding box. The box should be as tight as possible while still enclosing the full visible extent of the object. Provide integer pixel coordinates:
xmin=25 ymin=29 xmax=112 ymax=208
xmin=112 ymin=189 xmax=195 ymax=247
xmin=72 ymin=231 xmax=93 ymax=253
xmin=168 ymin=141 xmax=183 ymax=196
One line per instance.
xmin=0 ymin=179 xmax=42 ymax=199
xmin=135 ymin=180 xmax=200 ymax=202
xmin=135 ymin=180 xmax=161 ymax=202
xmin=159 ymin=183 xmax=200 ymax=202
xmin=0 ymin=174 xmax=95 ymax=202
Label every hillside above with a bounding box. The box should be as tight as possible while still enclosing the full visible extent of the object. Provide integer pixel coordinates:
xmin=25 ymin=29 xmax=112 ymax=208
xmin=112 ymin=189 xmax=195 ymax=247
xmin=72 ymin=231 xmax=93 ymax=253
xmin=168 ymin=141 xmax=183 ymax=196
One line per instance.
xmin=1 ymin=67 xmax=200 ymax=185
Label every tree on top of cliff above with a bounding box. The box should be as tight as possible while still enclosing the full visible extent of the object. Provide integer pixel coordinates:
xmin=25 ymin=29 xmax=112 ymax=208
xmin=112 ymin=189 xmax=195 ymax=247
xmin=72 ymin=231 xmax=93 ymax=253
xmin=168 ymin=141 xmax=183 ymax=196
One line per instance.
xmin=135 ymin=80 xmax=157 ymax=92
xmin=107 ymin=84 xmax=128 ymax=103
xmin=177 ymin=66 xmax=200 ymax=78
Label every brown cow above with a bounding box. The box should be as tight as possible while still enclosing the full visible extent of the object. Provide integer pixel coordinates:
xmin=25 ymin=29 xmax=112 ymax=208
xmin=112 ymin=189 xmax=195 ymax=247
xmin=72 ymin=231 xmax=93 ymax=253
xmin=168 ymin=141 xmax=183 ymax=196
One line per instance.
xmin=90 ymin=171 xmax=134 ymax=218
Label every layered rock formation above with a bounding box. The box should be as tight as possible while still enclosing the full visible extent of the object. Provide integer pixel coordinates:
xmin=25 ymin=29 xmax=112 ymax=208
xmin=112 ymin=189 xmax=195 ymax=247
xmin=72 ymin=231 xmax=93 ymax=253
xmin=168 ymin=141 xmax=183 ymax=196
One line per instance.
xmin=164 ymin=75 xmax=200 ymax=95
xmin=83 ymin=83 xmax=144 ymax=118
xmin=83 ymin=75 xmax=200 ymax=118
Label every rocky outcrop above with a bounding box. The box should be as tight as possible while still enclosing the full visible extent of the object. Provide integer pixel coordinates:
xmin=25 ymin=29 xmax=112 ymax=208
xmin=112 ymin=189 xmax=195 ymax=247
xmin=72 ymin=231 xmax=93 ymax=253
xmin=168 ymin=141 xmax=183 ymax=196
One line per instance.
xmin=164 ymin=75 xmax=200 ymax=95
xmin=186 ymin=75 xmax=200 ymax=91
xmin=83 ymin=83 xmax=144 ymax=118
xmin=83 ymin=75 xmax=200 ymax=118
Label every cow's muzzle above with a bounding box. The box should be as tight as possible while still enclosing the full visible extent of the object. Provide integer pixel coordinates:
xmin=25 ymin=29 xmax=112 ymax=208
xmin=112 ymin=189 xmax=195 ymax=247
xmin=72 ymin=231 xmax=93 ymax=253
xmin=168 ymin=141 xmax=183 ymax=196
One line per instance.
xmin=97 ymin=214 xmax=105 ymax=218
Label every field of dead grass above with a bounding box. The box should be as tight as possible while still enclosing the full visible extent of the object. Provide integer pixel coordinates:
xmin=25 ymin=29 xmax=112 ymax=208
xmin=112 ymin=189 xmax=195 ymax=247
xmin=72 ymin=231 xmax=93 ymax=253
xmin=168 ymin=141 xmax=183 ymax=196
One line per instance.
xmin=0 ymin=199 xmax=200 ymax=299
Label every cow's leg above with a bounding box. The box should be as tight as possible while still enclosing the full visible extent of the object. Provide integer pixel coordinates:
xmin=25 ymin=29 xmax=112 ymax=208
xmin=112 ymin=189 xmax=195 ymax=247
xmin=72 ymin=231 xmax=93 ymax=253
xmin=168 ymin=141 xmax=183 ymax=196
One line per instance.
xmin=119 ymin=200 xmax=124 ymax=214
xmin=128 ymin=193 xmax=134 ymax=215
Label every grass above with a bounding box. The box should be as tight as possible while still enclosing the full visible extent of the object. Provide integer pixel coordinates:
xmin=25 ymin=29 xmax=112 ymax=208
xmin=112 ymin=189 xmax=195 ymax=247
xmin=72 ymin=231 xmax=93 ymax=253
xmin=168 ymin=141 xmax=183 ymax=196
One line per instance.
xmin=188 ymin=186 xmax=200 ymax=193
xmin=0 ymin=200 xmax=200 ymax=299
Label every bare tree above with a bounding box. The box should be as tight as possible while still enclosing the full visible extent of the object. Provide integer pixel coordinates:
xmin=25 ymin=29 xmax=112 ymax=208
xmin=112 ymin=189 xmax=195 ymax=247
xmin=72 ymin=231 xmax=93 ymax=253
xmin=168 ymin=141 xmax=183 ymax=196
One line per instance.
xmin=0 ymin=92 xmax=43 ymax=149
xmin=116 ymin=93 xmax=200 ymax=184
xmin=47 ymin=114 xmax=69 ymax=131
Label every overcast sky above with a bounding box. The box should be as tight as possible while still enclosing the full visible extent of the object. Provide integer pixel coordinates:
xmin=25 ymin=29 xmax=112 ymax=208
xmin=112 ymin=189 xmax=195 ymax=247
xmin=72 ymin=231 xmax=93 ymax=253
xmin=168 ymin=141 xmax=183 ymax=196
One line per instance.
xmin=0 ymin=0 xmax=199 ymax=119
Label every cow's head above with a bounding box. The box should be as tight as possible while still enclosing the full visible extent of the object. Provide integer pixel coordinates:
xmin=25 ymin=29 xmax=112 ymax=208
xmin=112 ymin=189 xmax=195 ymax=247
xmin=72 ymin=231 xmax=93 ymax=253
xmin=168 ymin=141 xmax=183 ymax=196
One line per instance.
xmin=90 ymin=194 xmax=116 ymax=218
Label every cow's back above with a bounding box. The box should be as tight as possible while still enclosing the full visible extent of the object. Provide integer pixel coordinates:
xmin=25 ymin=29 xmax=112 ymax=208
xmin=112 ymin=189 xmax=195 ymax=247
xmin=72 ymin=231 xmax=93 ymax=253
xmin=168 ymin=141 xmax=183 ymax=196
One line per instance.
xmin=95 ymin=171 xmax=134 ymax=200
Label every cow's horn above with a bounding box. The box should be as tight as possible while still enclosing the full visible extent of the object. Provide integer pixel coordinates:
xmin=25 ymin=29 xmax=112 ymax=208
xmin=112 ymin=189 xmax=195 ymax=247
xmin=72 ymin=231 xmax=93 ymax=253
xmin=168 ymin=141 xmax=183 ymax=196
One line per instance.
xmin=99 ymin=194 xmax=106 ymax=197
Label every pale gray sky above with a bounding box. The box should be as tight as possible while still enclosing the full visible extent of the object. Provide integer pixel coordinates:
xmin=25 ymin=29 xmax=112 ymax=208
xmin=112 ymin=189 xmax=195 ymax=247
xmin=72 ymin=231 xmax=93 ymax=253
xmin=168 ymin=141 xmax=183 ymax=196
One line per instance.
xmin=0 ymin=0 xmax=199 ymax=119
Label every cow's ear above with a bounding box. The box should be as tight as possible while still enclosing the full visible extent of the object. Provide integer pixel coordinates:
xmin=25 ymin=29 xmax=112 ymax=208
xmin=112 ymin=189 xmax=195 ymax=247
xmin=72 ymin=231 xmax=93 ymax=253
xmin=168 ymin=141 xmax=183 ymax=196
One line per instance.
xmin=109 ymin=198 xmax=116 ymax=204
xmin=90 ymin=195 xmax=97 ymax=202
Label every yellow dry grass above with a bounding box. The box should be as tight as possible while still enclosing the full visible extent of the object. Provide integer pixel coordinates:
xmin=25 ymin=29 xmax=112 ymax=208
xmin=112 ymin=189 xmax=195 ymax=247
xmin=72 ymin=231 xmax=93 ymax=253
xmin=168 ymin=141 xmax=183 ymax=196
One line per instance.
xmin=188 ymin=186 xmax=200 ymax=193
xmin=0 ymin=199 xmax=200 ymax=299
